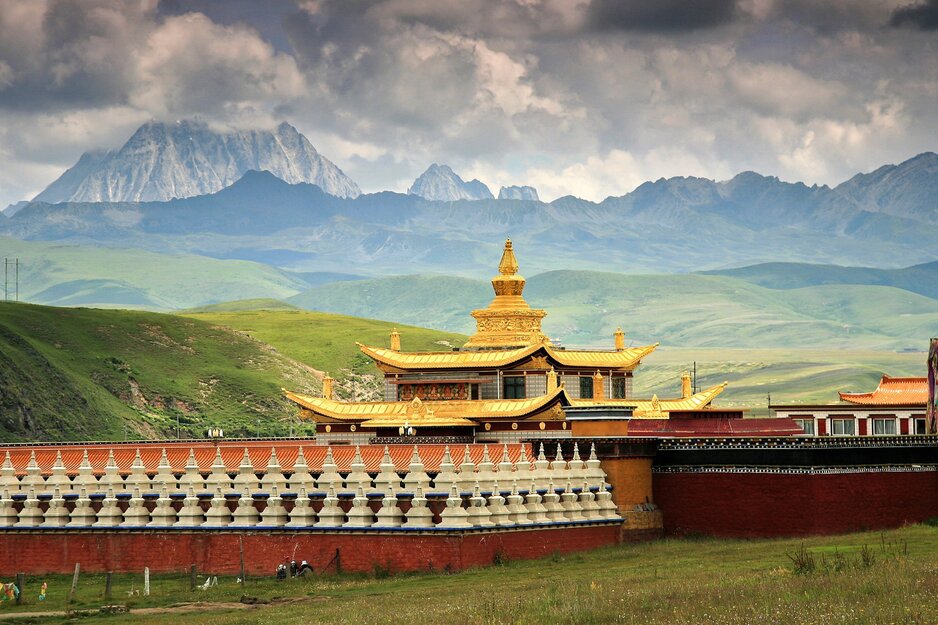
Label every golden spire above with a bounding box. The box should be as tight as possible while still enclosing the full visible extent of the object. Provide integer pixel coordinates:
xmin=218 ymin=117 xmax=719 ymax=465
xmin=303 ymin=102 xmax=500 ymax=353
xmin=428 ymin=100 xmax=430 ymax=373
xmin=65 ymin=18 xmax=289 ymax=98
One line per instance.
xmin=681 ymin=371 xmax=692 ymax=399
xmin=498 ymin=238 xmax=520 ymax=275
xmin=322 ymin=373 xmax=334 ymax=400
xmin=390 ymin=328 xmax=401 ymax=351
xmin=464 ymin=239 xmax=549 ymax=349
xmin=614 ymin=327 xmax=625 ymax=351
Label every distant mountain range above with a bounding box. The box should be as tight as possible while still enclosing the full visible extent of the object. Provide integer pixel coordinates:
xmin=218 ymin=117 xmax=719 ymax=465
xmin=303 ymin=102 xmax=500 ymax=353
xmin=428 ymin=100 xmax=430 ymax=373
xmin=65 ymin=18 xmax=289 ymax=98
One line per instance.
xmin=34 ymin=120 xmax=362 ymax=203
xmin=3 ymin=152 xmax=936 ymax=275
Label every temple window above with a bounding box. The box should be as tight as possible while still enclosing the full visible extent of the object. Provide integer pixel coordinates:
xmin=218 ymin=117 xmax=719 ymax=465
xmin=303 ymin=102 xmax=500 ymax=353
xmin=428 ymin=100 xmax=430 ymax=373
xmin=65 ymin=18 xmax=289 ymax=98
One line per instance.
xmin=793 ymin=419 xmax=815 ymax=435
xmin=612 ymin=377 xmax=626 ymax=399
xmin=872 ymin=418 xmax=897 ymax=436
xmin=503 ymin=376 xmax=525 ymax=399
xmin=830 ymin=419 xmax=855 ymax=436
xmin=914 ymin=418 xmax=927 ymax=435
xmin=579 ymin=376 xmax=594 ymax=399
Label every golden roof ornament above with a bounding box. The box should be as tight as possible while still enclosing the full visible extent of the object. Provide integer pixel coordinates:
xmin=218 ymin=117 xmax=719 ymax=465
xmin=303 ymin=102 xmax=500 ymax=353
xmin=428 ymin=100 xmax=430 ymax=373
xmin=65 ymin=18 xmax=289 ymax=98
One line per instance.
xmin=464 ymin=239 xmax=549 ymax=349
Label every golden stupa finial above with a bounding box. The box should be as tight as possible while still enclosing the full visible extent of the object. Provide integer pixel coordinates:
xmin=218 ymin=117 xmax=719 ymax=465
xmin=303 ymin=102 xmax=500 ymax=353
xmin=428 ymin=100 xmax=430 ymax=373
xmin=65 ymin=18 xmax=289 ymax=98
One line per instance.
xmin=463 ymin=238 xmax=548 ymax=349
xmin=498 ymin=238 xmax=520 ymax=276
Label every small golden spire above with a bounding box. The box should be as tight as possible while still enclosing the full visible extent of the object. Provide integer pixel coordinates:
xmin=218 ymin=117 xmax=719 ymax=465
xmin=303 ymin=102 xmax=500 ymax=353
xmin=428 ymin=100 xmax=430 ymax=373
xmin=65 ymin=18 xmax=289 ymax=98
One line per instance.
xmin=614 ymin=327 xmax=625 ymax=351
xmin=681 ymin=371 xmax=692 ymax=399
xmin=498 ymin=238 xmax=520 ymax=275
xmin=390 ymin=328 xmax=401 ymax=351
xmin=322 ymin=373 xmax=334 ymax=400
xmin=592 ymin=370 xmax=605 ymax=400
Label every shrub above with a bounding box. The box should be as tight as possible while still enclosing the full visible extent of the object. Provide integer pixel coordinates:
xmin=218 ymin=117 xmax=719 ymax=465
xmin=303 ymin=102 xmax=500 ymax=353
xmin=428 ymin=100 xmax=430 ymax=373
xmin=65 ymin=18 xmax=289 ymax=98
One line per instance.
xmin=787 ymin=543 xmax=816 ymax=575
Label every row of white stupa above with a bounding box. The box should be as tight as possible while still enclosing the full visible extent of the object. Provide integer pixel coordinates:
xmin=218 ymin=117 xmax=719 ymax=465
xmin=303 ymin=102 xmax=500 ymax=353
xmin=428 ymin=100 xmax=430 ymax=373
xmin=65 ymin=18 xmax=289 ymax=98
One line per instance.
xmin=0 ymin=476 xmax=619 ymax=530
xmin=0 ymin=444 xmax=609 ymax=497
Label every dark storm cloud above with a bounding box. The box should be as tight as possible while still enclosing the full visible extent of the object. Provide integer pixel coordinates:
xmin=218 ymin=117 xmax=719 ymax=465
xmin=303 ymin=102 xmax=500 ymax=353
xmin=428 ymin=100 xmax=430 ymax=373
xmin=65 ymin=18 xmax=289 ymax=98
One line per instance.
xmin=890 ymin=0 xmax=938 ymax=29
xmin=0 ymin=1 xmax=153 ymax=112
xmin=587 ymin=0 xmax=739 ymax=33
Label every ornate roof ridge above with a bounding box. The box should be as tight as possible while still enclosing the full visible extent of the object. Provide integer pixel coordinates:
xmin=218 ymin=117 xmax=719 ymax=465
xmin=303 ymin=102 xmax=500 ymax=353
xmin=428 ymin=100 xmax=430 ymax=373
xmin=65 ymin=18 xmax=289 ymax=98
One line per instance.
xmin=285 ymin=385 xmax=571 ymax=423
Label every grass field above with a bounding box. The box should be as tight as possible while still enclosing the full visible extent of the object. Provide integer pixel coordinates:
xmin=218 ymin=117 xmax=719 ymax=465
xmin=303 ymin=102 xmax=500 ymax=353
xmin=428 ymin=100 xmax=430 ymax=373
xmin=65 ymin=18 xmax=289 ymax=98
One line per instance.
xmin=179 ymin=308 xmax=467 ymax=378
xmin=3 ymin=525 xmax=938 ymax=624
xmin=0 ymin=302 xmax=321 ymax=442
xmin=0 ymin=236 xmax=308 ymax=310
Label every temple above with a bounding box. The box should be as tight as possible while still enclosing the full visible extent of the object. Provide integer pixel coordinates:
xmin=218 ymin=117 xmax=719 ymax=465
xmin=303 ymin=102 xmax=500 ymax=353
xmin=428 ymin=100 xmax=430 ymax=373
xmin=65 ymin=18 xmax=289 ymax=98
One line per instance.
xmin=286 ymin=239 xmax=788 ymax=444
xmin=772 ymin=374 xmax=930 ymax=436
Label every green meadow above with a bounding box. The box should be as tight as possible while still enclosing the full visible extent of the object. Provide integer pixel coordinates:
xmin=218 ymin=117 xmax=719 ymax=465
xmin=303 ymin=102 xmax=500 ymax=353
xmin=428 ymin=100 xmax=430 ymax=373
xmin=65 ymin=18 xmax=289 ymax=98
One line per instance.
xmin=0 ymin=302 xmax=320 ymax=442
xmin=3 ymin=525 xmax=937 ymax=625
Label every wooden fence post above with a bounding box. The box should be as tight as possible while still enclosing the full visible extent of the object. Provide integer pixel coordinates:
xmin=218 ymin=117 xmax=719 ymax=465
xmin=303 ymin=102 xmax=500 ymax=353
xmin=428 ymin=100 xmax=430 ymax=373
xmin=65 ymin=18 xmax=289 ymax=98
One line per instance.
xmin=68 ymin=563 xmax=80 ymax=604
xmin=239 ymin=536 xmax=246 ymax=584
xmin=15 ymin=573 xmax=24 ymax=605
xmin=190 ymin=564 xmax=197 ymax=591
xmin=105 ymin=572 xmax=112 ymax=602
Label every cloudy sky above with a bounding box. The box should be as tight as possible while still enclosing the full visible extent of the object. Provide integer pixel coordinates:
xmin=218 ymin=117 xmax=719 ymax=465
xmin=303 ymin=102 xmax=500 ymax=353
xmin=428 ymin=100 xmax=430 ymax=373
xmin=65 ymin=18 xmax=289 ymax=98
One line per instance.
xmin=0 ymin=0 xmax=936 ymax=207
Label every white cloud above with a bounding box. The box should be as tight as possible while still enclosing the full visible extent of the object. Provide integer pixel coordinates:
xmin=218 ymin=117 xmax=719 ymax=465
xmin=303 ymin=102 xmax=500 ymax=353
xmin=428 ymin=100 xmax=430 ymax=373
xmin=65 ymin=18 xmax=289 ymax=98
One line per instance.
xmin=131 ymin=13 xmax=306 ymax=120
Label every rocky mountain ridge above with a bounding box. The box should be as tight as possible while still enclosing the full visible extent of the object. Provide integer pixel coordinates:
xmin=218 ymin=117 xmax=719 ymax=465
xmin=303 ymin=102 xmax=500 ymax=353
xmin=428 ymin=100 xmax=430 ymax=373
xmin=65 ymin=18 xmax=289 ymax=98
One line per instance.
xmin=33 ymin=120 xmax=362 ymax=203
xmin=407 ymin=164 xmax=494 ymax=201
xmin=4 ymin=152 xmax=936 ymax=277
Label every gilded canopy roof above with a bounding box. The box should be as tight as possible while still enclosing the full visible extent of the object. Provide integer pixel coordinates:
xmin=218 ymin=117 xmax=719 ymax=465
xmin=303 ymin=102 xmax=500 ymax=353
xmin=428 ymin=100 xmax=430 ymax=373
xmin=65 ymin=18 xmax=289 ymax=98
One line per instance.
xmin=285 ymin=385 xmax=571 ymax=427
xmin=570 ymin=382 xmax=728 ymax=418
xmin=358 ymin=342 xmax=658 ymax=372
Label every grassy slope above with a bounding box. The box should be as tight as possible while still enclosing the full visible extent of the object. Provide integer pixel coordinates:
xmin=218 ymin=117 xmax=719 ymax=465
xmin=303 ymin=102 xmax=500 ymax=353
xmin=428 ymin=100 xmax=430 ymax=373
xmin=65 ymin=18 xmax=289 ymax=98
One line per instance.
xmin=0 ymin=236 xmax=308 ymax=309
xmin=181 ymin=298 xmax=300 ymax=313
xmin=179 ymin=309 xmax=468 ymax=377
xmin=13 ymin=525 xmax=938 ymax=625
xmin=702 ymin=260 xmax=938 ymax=300
xmin=0 ymin=302 xmax=320 ymax=443
xmin=290 ymin=271 xmax=938 ymax=350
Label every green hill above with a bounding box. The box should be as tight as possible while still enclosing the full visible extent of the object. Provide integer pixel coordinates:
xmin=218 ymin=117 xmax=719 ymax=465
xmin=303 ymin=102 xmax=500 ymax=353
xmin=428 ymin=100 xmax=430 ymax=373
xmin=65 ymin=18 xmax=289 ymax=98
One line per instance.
xmin=179 ymin=309 xmax=468 ymax=378
xmin=0 ymin=236 xmax=310 ymax=310
xmin=701 ymin=260 xmax=938 ymax=300
xmin=288 ymin=270 xmax=938 ymax=351
xmin=181 ymin=298 xmax=300 ymax=313
xmin=0 ymin=302 xmax=321 ymax=443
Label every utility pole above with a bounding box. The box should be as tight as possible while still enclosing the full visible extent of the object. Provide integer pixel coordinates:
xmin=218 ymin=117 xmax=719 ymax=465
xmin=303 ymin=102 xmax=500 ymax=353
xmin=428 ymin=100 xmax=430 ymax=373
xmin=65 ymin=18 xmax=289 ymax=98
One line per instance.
xmin=692 ymin=361 xmax=698 ymax=394
xmin=15 ymin=258 xmax=18 ymax=302
xmin=3 ymin=257 xmax=7 ymax=301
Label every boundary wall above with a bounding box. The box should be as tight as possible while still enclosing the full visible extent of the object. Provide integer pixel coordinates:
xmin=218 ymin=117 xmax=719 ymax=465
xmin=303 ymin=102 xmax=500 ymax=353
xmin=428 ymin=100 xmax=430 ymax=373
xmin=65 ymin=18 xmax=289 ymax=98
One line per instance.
xmin=0 ymin=524 xmax=621 ymax=575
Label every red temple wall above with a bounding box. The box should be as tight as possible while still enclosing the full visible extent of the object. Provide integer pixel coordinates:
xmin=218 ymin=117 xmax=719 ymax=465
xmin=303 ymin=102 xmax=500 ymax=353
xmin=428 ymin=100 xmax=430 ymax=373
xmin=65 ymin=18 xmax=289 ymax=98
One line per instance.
xmin=653 ymin=470 xmax=938 ymax=538
xmin=0 ymin=525 xmax=621 ymax=576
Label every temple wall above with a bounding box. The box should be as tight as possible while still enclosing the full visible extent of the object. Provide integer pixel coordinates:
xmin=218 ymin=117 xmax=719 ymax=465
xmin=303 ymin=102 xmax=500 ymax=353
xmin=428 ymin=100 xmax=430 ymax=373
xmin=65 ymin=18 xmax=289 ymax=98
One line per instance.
xmin=0 ymin=524 xmax=622 ymax=576
xmin=653 ymin=468 xmax=938 ymax=537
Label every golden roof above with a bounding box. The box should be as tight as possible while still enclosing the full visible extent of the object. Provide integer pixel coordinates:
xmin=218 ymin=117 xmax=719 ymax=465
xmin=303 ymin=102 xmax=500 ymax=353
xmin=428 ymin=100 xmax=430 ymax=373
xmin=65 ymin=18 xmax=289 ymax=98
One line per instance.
xmin=285 ymin=386 xmax=570 ymax=428
xmin=571 ymin=382 xmax=728 ymax=418
xmin=359 ymin=342 xmax=657 ymax=371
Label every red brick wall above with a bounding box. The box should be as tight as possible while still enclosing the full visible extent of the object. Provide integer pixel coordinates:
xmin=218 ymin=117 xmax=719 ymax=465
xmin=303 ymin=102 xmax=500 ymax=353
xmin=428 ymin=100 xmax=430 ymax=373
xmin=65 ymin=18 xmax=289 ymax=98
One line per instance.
xmin=654 ymin=470 xmax=938 ymax=537
xmin=0 ymin=525 xmax=621 ymax=576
